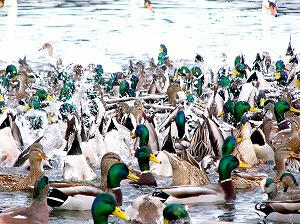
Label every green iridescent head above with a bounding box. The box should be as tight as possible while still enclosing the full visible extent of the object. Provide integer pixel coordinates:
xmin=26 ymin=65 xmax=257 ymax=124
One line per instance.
xmin=119 ymin=80 xmax=130 ymax=97
xmin=163 ymin=203 xmax=189 ymax=224
xmin=131 ymin=124 xmax=149 ymax=147
xmin=106 ymin=73 xmax=118 ymax=92
xmin=5 ymin=65 xmax=18 ymax=78
xmin=222 ymin=136 xmax=237 ymax=156
xmin=218 ymin=75 xmax=230 ymax=89
xmin=191 ymin=66 xmax=202 ymax=78
xmin=275 ymin=60 xmax=285 ymax=72
xmin=175 ymin=110 xmax=186 ymax=139
xmin=107 ymin=163 xmax=137 ymax=188
xmin=178 ymin=66 xmax=190 ymax=76
xmin=234 ymin=55 xmax=244 ymax=67
xmin=95 ymin=64 xmax=104 ymax=75
xmin=136 ymin=146 xmax=160 ymax=171
xmin=235 ymin=63 xmax=246 ymax=78
xmin=224 ymin=99 xmax=235 ymax=114
xmin=58 ymin=71 xmax=70 ymax=82
xmin=33 ymin=176 xmax=49 ymax=201
xmin=92 ymin=193 xmax=130 ymax=224
xmin=29 ymin=96 xmax=42 ymax=109
xmin=218 ymin=155 xmax=240 ymax=181
xmin=59 ymin=81 xmax=75 ymax=101
xmin=233 ymin=101 xmax=251 ymax=123
xmin=186 ymin=94 xmax=194 ymax=103
xmin=36 ymin=89 xmax=48 ymax=101
xmin=280 ymin=172 xmax=298 ymax=192
xmin=274 ymin=100 xmax=294 ymax=123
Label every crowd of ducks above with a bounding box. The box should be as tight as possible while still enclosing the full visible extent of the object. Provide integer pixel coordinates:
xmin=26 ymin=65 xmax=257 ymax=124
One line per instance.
xmin=0 ymin=13 xmax=299 ymax=223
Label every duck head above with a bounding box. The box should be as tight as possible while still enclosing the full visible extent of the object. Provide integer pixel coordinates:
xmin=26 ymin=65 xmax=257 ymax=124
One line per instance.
xmin=160 ymin=44 xmax=167 ymax=54
xmin=119 ymin=80 xmax=130 ymax=97
xmin=5 ymin=64 xmax=17 ymax=79
xmin=130 ymin=74 xmax=139 ymax=90
xmin=163 ymin=203 xmax=189 ymax=224
xmin=144 ymin=0 xmax=154 ymax=12
xmin=262 ymin=0 xmax=278 ymax=17
xmin=191 ymin=66 xmax=202 ymax=78
xmin=175 ymin=110 xmax=186 ymax=139
xmin=92 ymin=193 xmax=130 ymax=224
xmin=275 ymin=70 xmax=288 ymax=86
xmin=131 ymin=124 xmax=149 ymax=147
xmin=59 ymin=81 xmax=75 ymax=101
xmin=218 ymin=99 xmax=235 ymax=117
xmin=280 ymin=172 xmax=298 ymax=192
xmin=274 ymin=100 xmax=300 ymax=123
xmin=256 ymin=90 xmax=266 ymax=108
xmin=218 ymin=75 xmax=231 ymax=89
xmin=233 ymin=101 xmax=259 ymax=124
xmin=107 ymin=163 xmax=139 ymax=189
xmin=218 ymin=154 xmax=251 ymax=182
xmin=36 ymin=89 xmax=55 ymax=102
xmin=222 ymin=136 xmax=238 ymax=156
xmin=136 ymin=146 xmax=160 ymax=172
xmin=106 ymin=73 xmax=119 ymax=92
xmin=29 ymin=143 xmax=49 ymax=169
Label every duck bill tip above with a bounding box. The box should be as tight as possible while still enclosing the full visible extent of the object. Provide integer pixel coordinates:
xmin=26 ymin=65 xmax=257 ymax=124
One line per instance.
xmin=127 ymin=172 xmax=140 ymax=182
xmin=150 ymin=153 xmax=161 ymax=164
xmin=112 ymin=207 xmax=130 ymax=221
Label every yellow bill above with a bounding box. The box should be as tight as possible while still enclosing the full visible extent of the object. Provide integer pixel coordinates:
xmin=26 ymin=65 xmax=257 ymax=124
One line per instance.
xmin=259 ymin=98 xmax=265 ymax=107
xmin=112 ymin=206 xmax=130 ymax=221
xmin=236 ymin=137 xmax=243 ymax=143
xmin=199 ymin=102 xmax=206 ymax=109
xmin=131 ymin=133 xmax=137 ymax=139
xmin=295 ymin=79 xmax=300 ymax=88
xmin=218 ymin=110 xmax=225 ymax=117
xmin=290 ymin=152 xmax=300 ymax=160
xmin=47 ymin=94 xmax=55 ymax=102
xmin=164 ymin=219 xmax=170 ymax=224
xmin=0 ymin=94 xmax=4 ymax=101
xmin=241 ymin=124 xmax=246 ymax=133
xmin=238 ymin=161 xmax=251 ymax=169
xmin=22 ymin=104 xmax=31 ymax=112
xmin=290 ymin=106 xmax=300 ymax=113
xmin=41 ymin=154 xmax=49 ymax=161
xmin=249 ymin=107 xmax=260 ymax=113
xmin=275 ymin=72 xmax=281 ymax=80
xmin=127 ymin=171 xmax=140 ymax=182
xmin=173 ymin=73 xmax=179 ymax=81
xmin=232 ymin=69 xmax=238 ymax=78
xmin=150 ymin=153 xmax=161 ymax=164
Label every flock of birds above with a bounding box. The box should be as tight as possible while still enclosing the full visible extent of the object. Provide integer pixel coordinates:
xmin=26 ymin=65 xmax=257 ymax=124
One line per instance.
xmin=0 ymin=0 xmax=299 ymax=224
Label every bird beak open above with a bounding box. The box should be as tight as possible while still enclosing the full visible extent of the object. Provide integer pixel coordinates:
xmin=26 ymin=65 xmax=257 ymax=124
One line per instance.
xmin=150 ymin=153 xmax=161 ymax=164
xmin=144 ymin=1 xmax=154 ymax=13
xmin=112 ymin=206 xmax=130 ymax=221
xmin=238 ymin=161 xmax=251 ymax=168
xmin=269 ymin=2 xmax=278 ymax=17
xmin=127 ymin=171 xmax=140 ymax=182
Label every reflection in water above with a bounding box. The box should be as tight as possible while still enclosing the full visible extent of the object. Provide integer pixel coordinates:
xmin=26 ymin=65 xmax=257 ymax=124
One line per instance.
xmin=217 ymin=202 xmax=236 ymax=222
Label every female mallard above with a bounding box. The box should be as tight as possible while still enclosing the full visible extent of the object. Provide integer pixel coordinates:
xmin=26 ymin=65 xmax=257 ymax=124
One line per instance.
xmin=152 ymin=155 xmax=250 ymax=205
xmin=92 ymin=193 xmax=130 ymax=224
xmin=0 ymin=143 xmax=48 ymax=192
xmin=167 ymin=83 xmax=185 ymax=107
xmin=0 ymin=176 xmax=49 ymax=224
xmin=130 ymin=146 xmax=160 ymax=187
xmin=126 ymin=195 xmax=164 ymax=223
xmin=47 ymin=162 xmax=139 ymax=210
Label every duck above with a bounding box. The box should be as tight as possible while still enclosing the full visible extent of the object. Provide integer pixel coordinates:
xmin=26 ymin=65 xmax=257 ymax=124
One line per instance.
xmin=0 ymin=143 xmax=49 ymax=192
xmin=163 ymin=203 xmax=190 ymax=224
xmin=47 ymin=162 xmax=139 ymax=210
xmin=130 ymin=146 xmax=161 ymax=187
xmin=280 ymin=172 xmax=298 ymax=192
xmin=131 ymin=124 xmax=149 ymax=147
xmin=260 ymin=177 xmax=300 ymax=213
xmin=262 ymin=0 xmax=278 ymax=17
xmin=130 ymin=0 xmax=154 ymax=13
xmin=125 ymin=195 xmax=164 ymax=223
xmin=92 ymin=193 xmax=130 ymax=224
xmin=163 ymin=150 xmax=210 ymax=186
xmin=153 ymin=154 xmax=250 ymax=205
xmin=39 ymin=43 xmax=62 ymax=69
xmin=0 ymin=176 xmax=49 ymax=224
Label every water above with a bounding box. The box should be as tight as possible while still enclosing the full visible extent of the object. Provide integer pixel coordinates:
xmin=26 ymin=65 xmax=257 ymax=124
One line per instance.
xmin=1 ymin=0 xmax=300 ymax=223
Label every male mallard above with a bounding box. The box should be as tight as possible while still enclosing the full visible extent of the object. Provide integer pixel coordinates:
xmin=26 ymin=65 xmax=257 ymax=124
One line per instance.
xmin=47 ymin=162 xmax=139 ymax=210
xmin=126 ymin=195 xmax=164 ymax=223
xmin=280 ymin=172 xmax=298 ymax=192
xmin=0 ymin=143 xmax=48 ymax=192
xmin=163 ymin=203 xmax=190 ymax=224
xmin=131 ymin=124 xmax=149 ymax=147
xmin=0 ymin=176 xmax=49 ymax=224
xmin=92 ymin=193 xmax=130 ymax=224
xmin=152 ymin=155 xmax=250 ymax=205
xmin=130 ymin=146 xmax=160 ymax=187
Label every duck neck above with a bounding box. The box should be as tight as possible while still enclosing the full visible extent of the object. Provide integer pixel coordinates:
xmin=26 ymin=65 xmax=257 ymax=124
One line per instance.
xmin=220 ymin=179 xmax=236 ymax=201
xmin=93 ymin=215 xmax=109 ymax=224
xmin=29 ymin=160 xmax=43 ymax=178
xmin=139 ymin=134 xmax=149 ymax=147
xmin=138 ymin=158 xmax=150 ymax=172
xmin=268 ymin=187 xmax=278 ymax=200
xmin=107 ymin=187 xmax=122 ymax=207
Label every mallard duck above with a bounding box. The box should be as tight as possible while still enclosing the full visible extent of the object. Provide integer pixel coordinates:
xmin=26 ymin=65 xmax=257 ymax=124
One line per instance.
xmin=131 ymin=124 xmax=149 ymax=147
xmin=167 ymin=83 xmax=185 ymax=107
xmin=274 ymin=149 xmax=300 ymax=180
xmin=260 ymin=177 xmax=300 ymax=213
xmin=163 ymin=150 xmax=210 ymax=186
xmin=130 ymin=146 xmax=160 ymax=187
xmin=152 ymin=155 xmax=250 ymax=205
xmin=125 ymin=195 xmax=164 ymax=223
xmin=92 ymin=193 xmax=130 ymax=224
xmin=163 ymin=203 xmax=190 ymax=224
xmin=47 ymin=162 xmax=139 ymax=210
xmin=280 ymin=172 xmax=298 ymax=192
xmin=0 ymin=143 xmax=48 ymax=192
xmin=0 ymin=176 xmax=49 ymax=224
xmin=39 ymin=42 xmax=62 ymax=68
